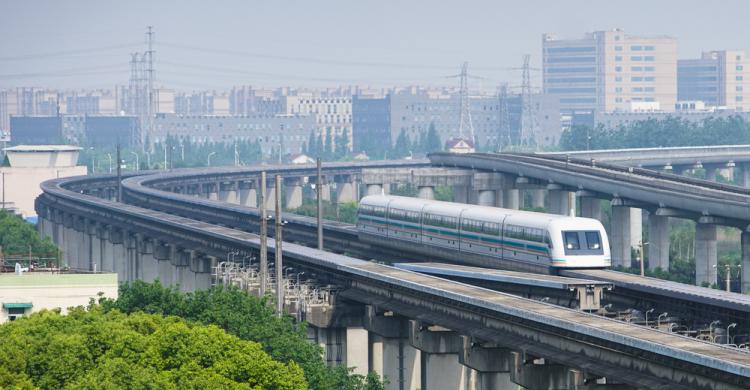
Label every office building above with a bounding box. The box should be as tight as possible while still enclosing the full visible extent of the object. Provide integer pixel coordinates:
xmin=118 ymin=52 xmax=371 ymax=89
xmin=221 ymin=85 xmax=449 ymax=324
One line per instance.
xmin=543 ymin=29 xmax=677 ymax=114
xmin=678 ymin=50 xmax=750 ymax=111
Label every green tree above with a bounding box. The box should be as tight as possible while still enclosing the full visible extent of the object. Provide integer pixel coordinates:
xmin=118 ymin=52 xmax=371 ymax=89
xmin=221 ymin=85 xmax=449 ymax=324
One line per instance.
xmin=392 ymin=129 xmax=412 ymax=158
xmin=100 ymin=282 xmax=384 ymax=390
xmin=0 ymin=211 xmax=58 ymax=259
xmin=0 ymin=307 xmax=306 ymax=389
xmin=425 ymin=122 xmax=442 ymax=153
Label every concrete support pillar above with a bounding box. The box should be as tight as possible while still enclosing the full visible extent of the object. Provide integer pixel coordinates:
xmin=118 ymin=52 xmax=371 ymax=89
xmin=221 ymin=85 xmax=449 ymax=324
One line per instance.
xmin=502 ymin=189 xmax=520 ymax=210
xmin=154 ymin=243 xmax=174 ymax=286
xmin=265 ymin=184 xmax=277 ymax=211
xmin=409 ymin=321 xmax=467 ymax=390
xmin=367 ymin=183 xmax=383 ymax=196
xmin=549 ymin=189 xmax=575 ymax=216
xmin=647 ymin=214 xmax=670 ymax=271
xmin=139 ymin=239 xmax=158 ymax=282
xmin=453 ymin=185 xmax=470 ymax=204
xmin=458 ymin=336 xmax=513 ymax=390
xmin=742 ymin=163 xmax=750 ymax=188
xmin=239 ymin=182 xmax=257 ymax=208
xmin=364 ymin=307 xmax=420 ymax=390
xmin=742 ymin=231 xmax=750 ymax=294
xmin=346 ymin=327 xmax=369 ymax=376
xmin=207 ymin=183 xmax=219 ymax=201
xmin=219 ymin=187 xmax=238 ymax=204
xmin=629 ymin=208 xmax=643 ymax=252
xmin=285 ymin=179 xmax=304 ymax=210
xmin=610 ymin=205 xmax=632 ymax=268
xmin=510 ymin=352 xmax=571 ymax=390
xmin=579 ymin=197 xmax=602 ymax=221
xmin=476 ymin=190 xmax=496 ymax=207
xmin=530 ymin=189 xmax=545 ymax=209
xmin=417 ymin=186 xmax=434 ymax=200
xmin=336 ymin=180 xmax=357 ymax=204
xmin=695 ymin=223 xmax=718 ymax=287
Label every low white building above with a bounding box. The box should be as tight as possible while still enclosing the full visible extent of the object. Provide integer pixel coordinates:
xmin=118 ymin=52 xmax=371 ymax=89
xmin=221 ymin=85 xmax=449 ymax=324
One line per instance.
xmin=0 ymin=272 xmax=118 ymax=323
xmin=1 ymin=145 xmax=87 ymax=221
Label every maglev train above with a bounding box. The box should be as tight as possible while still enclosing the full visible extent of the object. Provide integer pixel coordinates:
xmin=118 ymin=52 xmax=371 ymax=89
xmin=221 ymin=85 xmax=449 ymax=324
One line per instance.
xmin=357 ymin=195 xmax=611 ymax=273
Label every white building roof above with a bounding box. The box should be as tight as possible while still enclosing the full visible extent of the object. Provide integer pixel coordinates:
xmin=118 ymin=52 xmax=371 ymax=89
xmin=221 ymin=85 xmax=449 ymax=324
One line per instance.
xmin=3 ymin=145 xmax=82 ymax=153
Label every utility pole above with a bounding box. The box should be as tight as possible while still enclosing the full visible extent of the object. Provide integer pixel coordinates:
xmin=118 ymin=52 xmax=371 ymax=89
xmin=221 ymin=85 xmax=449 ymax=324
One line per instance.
xmin=274 ymin=174 xmax=284 ymax=317
xmin=317 ymin=158 xmax=323 ymax=250
xmin=1 ymin=172 xmax=5 ymax=210
xmin=116 ymin=144 xmax=122 ymax=202
xmin=259 ymin=171 xmax=268 ymax=296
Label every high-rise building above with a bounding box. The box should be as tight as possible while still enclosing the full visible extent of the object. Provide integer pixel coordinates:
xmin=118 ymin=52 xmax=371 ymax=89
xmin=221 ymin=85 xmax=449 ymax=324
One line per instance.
xmin=678 ymin=50 xmax=750 ymax=111
xmin=543 ymin=29 xmax=677 ymax=114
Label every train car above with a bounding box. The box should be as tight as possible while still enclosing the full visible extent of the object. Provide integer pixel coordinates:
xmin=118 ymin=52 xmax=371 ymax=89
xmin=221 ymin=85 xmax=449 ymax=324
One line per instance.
xmin=357 ymin=195 xmax=611 ymax=273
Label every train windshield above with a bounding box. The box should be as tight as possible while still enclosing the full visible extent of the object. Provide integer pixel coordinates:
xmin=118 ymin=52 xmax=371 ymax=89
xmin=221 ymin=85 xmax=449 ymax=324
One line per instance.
xmin=562 ymin=231 xmax=603 ymax=255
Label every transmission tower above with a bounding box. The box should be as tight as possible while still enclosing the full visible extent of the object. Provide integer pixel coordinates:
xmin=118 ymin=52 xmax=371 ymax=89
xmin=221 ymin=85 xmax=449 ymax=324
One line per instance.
xmin=145 ymin=26 xmax=155 ymax=150
xmin=457 ymin=62 xmax=475 ymax=143
xmin=498 ymin=83 xmax=511 ymax=149
xmin=520 ymin=54 xmax=538 ymax=147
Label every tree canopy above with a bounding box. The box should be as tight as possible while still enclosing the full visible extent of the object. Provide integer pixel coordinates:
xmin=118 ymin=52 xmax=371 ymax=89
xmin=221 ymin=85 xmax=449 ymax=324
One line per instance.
xmin=0 ymin=307 xmax=306 ymax=389
xmin=0 ymin=211 xmax=57 ymax=256
xmin=99 ymin=281 xmax=384 ymax=390
xmin=559 ymin=116 xmax=750 ymax=151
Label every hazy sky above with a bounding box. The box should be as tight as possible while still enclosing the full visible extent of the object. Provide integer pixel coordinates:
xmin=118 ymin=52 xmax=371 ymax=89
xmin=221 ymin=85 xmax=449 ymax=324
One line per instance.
xmin=2 ymin=0 xmax=749 ymax=91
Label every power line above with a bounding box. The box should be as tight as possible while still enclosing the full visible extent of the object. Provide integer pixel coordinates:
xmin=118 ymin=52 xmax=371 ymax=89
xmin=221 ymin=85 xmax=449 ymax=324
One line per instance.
xmin=0 ymin=43 xmax=141 ymax=62
xmin=160 ymin=41 xmax=530 ymax=73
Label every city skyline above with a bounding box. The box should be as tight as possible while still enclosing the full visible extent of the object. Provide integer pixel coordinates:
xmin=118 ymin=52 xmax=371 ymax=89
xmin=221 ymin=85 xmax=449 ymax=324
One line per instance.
xmin=2 ymin=0 xmax=750 ymax=90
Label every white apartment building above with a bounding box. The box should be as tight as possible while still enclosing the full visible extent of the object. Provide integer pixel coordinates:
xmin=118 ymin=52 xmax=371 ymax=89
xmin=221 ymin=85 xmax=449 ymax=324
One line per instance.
xmin=678 ymin=50 xmax=750 ymax=111
xmin=282 ymin=95 xmax=352 ymax=151
xmin=543 ymin=29 xmax=677 ymax=113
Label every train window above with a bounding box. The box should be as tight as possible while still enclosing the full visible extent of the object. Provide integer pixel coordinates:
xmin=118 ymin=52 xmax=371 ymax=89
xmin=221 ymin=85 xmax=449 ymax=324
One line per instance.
xmin=586 ymin=232 xmax=602 ymax=250
xmin=563 ymin=232 xmax=580 ymax=250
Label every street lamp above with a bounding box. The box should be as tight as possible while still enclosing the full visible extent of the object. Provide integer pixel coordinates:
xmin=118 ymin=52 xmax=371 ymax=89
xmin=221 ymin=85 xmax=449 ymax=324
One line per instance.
xmin=296 ymin=271 xmax=305 ymax=287
xmin=657 ymin=312 xmax=668 ymax=328
xmin=727 ymin=323 xmax=738 ymax=345
xmin=207 ymin=152 xmax=217 ymax=167
xmin=645 ymin=308 xmax=655 ymax=326
xmin=130 ymin=151 xmax=139 ymax=171
xmin=106 ymin=153 xmax=113 ymax=173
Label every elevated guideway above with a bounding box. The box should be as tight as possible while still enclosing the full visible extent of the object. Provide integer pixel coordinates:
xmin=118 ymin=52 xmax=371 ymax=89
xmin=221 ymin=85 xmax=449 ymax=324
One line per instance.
xmin=35 ymin=173 xmax=750 ymax=389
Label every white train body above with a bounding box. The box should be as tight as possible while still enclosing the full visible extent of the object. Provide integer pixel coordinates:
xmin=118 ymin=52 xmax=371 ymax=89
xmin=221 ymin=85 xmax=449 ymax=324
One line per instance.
xmin=357 ymin=195 xmax=611 ymax=271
